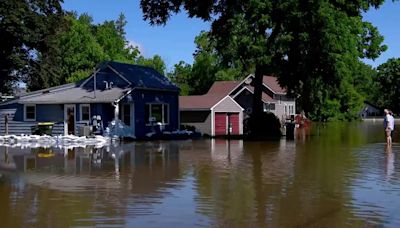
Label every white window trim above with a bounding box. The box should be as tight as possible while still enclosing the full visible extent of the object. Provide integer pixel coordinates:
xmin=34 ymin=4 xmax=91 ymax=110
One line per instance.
xmin=24 ymin=104 xmax=36 ymax=121
xmin=145 ymin=103 xmax=169 ymax=125
xmin=290 ymin=105 xmax=294 ymax=115
xmin=264 ymin=102 xmax=276 ymax=112
xmin=80 ymin=104 xmax=91 ymax=122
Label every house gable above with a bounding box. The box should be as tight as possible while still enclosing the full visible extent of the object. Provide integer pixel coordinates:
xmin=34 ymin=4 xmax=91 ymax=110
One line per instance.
xmin=81 ymin=66 xmax=131 ymax=90
xmin=211 ymin=96 xmax=243 ymax=112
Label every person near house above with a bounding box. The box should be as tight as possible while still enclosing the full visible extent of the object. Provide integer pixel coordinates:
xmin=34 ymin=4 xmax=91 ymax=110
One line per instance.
xmin=384 ymin=109 xmax=395 ymax=146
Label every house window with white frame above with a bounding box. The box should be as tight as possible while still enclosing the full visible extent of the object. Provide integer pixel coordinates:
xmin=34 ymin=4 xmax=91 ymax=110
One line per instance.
xmin=25 ymin=104 xmax=36 ymax=121
xmin=263 ymin=103 xmax=276 ymax=112
xmin=80 ymin=104 xmax=90 ymax=122
xmin=145 ymin=103 xmax=169 ymax=124
xmin=290 ymin=105 xmax=295 ymax=115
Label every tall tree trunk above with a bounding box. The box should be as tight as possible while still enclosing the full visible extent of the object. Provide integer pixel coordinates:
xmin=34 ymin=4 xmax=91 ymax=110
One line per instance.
xmin=250 ymin=64 xmax=264 ymax=137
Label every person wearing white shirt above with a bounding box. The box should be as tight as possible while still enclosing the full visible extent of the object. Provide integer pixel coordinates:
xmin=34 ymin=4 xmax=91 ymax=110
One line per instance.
xmin=384 ymin=109 xmax=395 ymax=146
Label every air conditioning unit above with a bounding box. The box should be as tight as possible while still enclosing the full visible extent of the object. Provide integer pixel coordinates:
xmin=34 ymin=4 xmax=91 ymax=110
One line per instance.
xmin=78 ymin=125 xmax=92 ymax=136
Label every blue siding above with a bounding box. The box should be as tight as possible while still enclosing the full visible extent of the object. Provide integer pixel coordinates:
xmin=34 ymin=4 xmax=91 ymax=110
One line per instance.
xmin=0 ymin=103 xmax=21 ymax=121
xmin=0 ymin=104 xmax=63 ymax=122
xmin=89 ymin=103 xmax=113 ymax=128
xmin=36 ymin=104 xmax=64 ymax=122
xmin=0 ymin=104 xmax=64 ymax=135
xmin=0 ymin=93 xmax=179 ymax=138
xmin=126 ymin=89 xmax=179 ymax=138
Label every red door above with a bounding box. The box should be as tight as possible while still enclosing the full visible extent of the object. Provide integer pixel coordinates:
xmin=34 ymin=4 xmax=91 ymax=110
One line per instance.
xmin=214 ymin=113 xmax=227 ymax=136
xmin=229 ymin=113 xmax=240 ymax=135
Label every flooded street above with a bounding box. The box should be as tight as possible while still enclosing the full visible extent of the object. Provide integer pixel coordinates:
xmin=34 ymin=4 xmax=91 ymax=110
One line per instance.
xmin=1 ymin=121 xmax=400 ymax=227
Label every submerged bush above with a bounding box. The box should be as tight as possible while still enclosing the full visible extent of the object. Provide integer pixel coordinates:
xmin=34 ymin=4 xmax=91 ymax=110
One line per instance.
xmin=244 ymin=112 xmax=282 ymax=138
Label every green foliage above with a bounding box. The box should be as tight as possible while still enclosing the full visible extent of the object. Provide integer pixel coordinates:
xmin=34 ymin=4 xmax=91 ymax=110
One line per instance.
xmin=66 ymin=69 xmax=93 ymax=83
xmin=0 ymin=0 xmax=63 ymax=93
xmin=373 ymin=58 xmax=400 ymax=113
xmin=244 ymin=112 xmax=282 ymax=138
xmin=26 ymin=12 xmax=161 ymax=89
xmin=167 ymin=61 xmax=192 ymax=95
xmin=60 ymin=14 xmax=106 ymax=83
xmin=168 ymin=31 xmax=250 ymax=96
xmin=141 ymin=0 xmax=387 ymax=123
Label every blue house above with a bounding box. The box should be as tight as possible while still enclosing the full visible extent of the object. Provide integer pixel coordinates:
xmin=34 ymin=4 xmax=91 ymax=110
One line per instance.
xmin=0 ymin=61 xmax=180 ymax=139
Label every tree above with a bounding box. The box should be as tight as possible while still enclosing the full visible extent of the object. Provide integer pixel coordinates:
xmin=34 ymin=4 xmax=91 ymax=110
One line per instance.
xmin=59 ymin=14 xmax=106 ymax=83
xmin=191 ymin=31 xmax=246 ymax=94
xmin=140 ymin=0 xmax=386 ymax=131
xmin=167 ymin=31 xmax=247 ymax=96
xmin=167 ymin=61 xmax=192 ymax=95
xmin=374 ymin=58 xmax=400 ymax=114
xmin=27 ymin=12 xmax=141 ymax=89
xmin=0 ymin=0 xmax=63 ymax=94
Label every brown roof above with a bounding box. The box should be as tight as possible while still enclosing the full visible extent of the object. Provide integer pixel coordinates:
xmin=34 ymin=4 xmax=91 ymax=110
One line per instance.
xmin=263 ymin=76 xmax=286 ymax=94
xmin=179 ymin=95 xmax=223 ymax=110
xmin=180 ymin=81 xmax=239 ymax=110
xmin=206 ymin=81 xmax=240 ymax=95
xmin=179 ymin=77 xmax=284 ymax=110
xmin=243 ymin=85 xmax=274 ymax=102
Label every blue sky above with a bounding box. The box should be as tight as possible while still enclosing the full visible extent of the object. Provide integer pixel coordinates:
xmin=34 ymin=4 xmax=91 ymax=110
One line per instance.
xmin=63 ymin=0 xmax=400 ymax=69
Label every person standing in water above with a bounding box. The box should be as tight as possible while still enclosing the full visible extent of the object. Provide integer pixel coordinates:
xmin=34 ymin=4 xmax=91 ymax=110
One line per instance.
xmin=384 ymin=109 xmax=395 ymax=146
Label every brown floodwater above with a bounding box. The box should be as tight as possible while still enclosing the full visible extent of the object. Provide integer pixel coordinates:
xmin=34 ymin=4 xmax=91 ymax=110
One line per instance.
xmin=1 ymin=121 xmax=400 ymax=227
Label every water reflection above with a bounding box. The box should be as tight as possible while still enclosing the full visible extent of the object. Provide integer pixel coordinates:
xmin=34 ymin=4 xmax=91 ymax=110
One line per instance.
xmin=348 ymin=143 xmax=400 ymax=227
xmin=0 ymin=122 xmax=400 ymax=227
xmin=0 ymin=142 xmax=185 ymax=227
xmin=385 ymin=146 xmax=395 ymax=180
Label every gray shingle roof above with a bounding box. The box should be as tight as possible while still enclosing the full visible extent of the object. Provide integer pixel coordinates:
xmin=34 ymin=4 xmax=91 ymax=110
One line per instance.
xmin=8 ymin=61 xmax=179 ymax=105
xmin=19 ymin=87 xmax=130 ymax=104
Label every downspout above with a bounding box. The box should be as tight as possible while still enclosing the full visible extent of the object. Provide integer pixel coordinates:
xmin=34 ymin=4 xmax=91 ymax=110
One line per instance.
xmin=113 ymin=102 xmax=119 ymax=120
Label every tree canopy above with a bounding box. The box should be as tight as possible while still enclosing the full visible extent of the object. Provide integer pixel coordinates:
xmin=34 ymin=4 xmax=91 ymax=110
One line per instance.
xmin=168 ymin=31 xmax=249 ymax=96
xmin=0 ymin=0 xmax=63 ymax=94
xmin=373 ymin=58 xmax=400 ymax=113
xmin=26 ymin=12 xmax=166 ymax=90
xmin=141 ymin=0 xmax=387 ymax=125
xmin=1 ymin=0 xmax=397 ymax=125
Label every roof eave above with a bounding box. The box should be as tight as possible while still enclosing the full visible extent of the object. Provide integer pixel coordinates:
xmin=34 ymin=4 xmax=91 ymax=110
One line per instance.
xmin=180 ymin=108 xmax=211 ymax=111
xmin=135 ymin=87 xmax=180 ymax=93
xmin=19 ymin=101 xmax=116 ymax=104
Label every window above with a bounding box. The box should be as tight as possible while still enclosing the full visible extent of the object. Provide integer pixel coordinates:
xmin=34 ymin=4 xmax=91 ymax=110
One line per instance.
xmin=264 ymin=103 xmax=276 ymax=112
xmin=25 ymin=104 xmax=36 ymax=121
xmin=289 ymin=105 xmax=295 ymax=115
xmin=80 ymin=104 xmax=90 ymax=121
xmin=145 ymin=104 xmax=169 ymax=124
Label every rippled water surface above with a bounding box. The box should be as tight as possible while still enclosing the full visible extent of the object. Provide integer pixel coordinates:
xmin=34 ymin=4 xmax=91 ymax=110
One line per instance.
xmin=1 ymin=121 xmax=400 ymax=227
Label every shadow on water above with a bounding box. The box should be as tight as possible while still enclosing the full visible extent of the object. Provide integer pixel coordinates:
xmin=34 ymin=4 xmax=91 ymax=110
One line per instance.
xmin=0 ymin=121 xmax=399 ymax=227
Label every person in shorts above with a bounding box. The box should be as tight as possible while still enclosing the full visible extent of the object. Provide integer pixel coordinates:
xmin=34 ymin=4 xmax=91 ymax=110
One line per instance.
xmin=384 ymin=109 xmax=395 ymax=146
